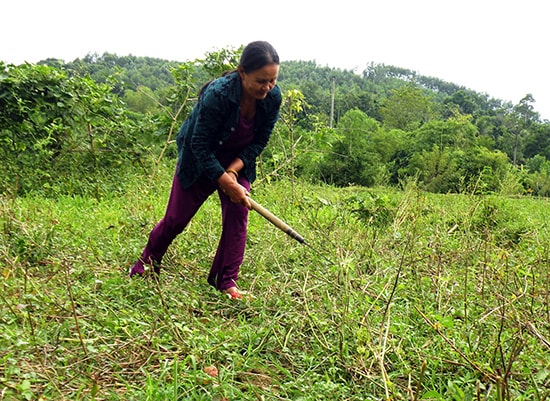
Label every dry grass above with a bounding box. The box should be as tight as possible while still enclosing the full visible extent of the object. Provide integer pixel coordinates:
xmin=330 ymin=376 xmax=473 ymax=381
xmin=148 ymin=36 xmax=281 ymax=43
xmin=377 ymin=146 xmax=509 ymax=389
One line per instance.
xmin=2 ymin=176 xmax=550 ymax=400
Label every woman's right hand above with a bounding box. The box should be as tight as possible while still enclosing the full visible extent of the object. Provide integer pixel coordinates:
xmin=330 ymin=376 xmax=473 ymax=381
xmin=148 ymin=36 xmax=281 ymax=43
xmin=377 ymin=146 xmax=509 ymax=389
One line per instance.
xmin=218 ymin=172 xmax=251 ymax=209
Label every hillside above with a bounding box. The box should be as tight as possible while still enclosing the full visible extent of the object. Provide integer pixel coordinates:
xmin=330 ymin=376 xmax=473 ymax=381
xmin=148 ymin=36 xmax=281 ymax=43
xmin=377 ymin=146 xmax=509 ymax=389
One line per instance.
xmin=2 ymin=171 xmax=550 ymax=399
xmin=43 ymin=53 xmax=516 ymax=124
xmin=2 ymin=49 xmax=550 ymax=400
xmin=2 ymin=50 xmax=550 ymax=198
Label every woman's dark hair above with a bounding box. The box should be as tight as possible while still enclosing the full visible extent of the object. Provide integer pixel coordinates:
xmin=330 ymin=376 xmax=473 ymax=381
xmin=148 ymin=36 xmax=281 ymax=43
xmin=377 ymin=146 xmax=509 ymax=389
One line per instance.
xmin=199 ymin=41 xmax=279 ymax=98
xmin=238 ymin=41 xmax=279 ymax=73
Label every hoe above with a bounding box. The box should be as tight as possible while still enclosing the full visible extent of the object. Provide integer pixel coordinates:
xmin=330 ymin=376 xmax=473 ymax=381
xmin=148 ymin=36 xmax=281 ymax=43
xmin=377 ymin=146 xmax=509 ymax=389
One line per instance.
xmin=248 ymin=197 xmax=307 ymax=245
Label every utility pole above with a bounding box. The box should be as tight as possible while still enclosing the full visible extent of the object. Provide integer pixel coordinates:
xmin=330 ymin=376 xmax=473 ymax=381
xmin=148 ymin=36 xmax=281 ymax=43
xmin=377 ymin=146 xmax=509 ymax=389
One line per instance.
xmin=329 ymin=76 xmax=335 ymax=128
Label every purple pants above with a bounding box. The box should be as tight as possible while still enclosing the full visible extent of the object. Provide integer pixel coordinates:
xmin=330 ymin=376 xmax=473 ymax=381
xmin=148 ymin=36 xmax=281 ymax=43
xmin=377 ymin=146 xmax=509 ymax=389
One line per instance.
xmin=130 ymin=171 xmax=250 ymax=292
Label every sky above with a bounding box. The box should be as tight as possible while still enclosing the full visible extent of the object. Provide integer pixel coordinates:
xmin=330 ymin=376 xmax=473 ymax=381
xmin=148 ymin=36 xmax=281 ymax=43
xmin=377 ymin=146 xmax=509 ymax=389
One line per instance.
xmin=2 ymin=0 xmax=548 ymax=120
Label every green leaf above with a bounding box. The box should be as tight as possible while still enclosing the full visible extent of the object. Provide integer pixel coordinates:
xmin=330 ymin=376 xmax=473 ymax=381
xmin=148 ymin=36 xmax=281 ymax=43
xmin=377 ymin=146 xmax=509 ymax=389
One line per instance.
xmin=421 ymin=390 xmax=444 ymax=399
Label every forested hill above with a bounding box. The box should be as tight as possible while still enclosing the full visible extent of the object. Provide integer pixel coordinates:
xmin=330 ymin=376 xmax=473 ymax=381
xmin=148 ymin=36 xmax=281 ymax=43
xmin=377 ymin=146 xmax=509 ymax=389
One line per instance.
xmin=41 ymin=53 xmax=516 ymax=124
xmin=3 ymin=50 xmax=550 ymax=198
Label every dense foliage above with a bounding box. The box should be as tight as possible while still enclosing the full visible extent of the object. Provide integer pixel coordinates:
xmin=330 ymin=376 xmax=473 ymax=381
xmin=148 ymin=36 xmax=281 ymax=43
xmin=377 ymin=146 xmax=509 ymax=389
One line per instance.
xmin=3 ymin=49 xmax=550 ymax=400
xmin=0 ymin=62 xmax=149 ymax=197
xmin=2 ymin=49 xmax=550 ymax=198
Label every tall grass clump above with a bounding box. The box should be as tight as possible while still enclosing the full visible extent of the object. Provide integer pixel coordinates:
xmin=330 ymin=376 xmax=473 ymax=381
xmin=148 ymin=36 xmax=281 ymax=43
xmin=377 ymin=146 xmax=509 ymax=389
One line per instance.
xmin=1 ymin=164 xmax=550 ymax=400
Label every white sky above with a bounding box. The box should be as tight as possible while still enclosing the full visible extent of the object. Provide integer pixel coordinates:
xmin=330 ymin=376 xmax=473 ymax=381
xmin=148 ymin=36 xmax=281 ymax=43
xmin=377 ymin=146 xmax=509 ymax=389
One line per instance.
xmin=2 ymin=0 xmax=548 ymax=120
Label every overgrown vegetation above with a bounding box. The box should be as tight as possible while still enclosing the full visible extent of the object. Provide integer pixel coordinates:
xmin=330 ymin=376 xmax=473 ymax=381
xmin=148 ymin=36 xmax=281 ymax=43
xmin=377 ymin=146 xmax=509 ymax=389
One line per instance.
xmin=2 ymin=47 xmax=550 ymax=400
xmin=2 ymin=169 xmax=550 ymax=400
xmin=3 ymin=49 xmax=550 ymax=198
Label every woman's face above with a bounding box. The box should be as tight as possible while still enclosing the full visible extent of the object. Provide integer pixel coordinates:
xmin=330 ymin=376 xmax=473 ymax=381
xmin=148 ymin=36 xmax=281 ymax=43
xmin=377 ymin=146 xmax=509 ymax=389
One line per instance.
xmin=239 ymin=64 xmax=279 ymax=100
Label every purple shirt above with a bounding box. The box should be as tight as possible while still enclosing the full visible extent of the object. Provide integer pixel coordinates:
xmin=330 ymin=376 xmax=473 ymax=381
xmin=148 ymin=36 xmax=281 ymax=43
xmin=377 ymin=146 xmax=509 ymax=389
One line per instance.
xmin=216 ymin=112 xmax=255 ymax=168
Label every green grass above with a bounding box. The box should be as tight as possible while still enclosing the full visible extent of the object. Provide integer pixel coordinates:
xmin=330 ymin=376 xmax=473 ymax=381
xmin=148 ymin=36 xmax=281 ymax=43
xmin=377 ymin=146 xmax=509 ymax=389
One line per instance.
xmin=2 ymin=167 xmax=550 ymax=400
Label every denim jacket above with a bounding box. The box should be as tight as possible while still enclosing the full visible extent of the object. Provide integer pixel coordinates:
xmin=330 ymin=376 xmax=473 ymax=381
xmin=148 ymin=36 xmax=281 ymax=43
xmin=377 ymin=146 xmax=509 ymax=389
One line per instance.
xmin=175 ymin=71 xmax=282 ymax=189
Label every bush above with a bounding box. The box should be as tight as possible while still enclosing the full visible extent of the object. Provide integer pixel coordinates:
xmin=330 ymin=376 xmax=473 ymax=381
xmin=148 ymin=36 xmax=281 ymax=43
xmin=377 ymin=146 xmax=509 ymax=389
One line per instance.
xmin=0 ymin=63 xmax=150 ymax=197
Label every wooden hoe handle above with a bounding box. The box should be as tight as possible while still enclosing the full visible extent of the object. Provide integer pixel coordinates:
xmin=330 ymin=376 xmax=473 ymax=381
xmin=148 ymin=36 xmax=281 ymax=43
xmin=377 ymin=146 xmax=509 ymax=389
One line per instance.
xmin=248 ymin=198 xmax=306 ymax=244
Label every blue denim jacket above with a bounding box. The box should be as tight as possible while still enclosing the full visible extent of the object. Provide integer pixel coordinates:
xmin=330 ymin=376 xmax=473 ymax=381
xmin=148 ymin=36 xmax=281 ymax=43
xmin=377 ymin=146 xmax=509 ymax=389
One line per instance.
xmin=176 ymin=71 xmax=282 ymax=189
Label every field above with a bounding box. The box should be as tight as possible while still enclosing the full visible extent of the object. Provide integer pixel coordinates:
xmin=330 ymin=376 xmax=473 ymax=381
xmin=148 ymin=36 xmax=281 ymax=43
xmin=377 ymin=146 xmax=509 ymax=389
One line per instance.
xmin=1 ymin=166 xmax=550 ymax=400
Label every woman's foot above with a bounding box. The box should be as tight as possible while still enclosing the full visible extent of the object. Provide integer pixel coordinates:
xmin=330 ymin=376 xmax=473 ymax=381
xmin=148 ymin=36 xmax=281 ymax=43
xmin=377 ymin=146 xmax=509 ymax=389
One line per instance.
xmin=223 ymin=287 xmax=245 ymax=299
xmin=129 ymin=260 xmax=145 ymax=277
xmin=129 ymin=258 xmax=160 ymax=277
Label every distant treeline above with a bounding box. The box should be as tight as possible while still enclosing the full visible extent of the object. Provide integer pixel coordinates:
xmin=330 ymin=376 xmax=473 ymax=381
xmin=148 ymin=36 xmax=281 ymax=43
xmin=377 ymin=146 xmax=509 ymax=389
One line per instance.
xmin=2 ymin=50 xmax=550 ymax=197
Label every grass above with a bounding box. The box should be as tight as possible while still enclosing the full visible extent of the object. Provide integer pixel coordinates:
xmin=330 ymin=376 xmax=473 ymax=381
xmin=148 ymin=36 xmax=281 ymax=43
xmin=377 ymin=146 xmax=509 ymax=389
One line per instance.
xmin=1 ymin=166 xmax=550 ymax=400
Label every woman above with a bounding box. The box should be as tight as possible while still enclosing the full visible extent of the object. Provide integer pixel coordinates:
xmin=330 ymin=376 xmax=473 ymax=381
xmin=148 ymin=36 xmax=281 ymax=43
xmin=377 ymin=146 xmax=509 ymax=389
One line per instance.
xmin=129 ymin=41 xmax=282 ymax=299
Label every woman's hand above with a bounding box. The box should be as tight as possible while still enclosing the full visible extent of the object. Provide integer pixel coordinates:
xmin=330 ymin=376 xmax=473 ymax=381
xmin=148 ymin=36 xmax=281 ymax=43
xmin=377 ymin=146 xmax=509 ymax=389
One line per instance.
xmin=218 ymin=172 xmax=251 ymax=209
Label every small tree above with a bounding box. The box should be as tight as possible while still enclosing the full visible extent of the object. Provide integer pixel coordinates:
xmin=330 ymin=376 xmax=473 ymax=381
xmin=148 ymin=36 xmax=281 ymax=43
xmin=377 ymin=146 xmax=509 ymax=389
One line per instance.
xmin=379 ymin=84 xmax=439 ymax=131
xmin=318 ymin=108 xmax=387 ymax=186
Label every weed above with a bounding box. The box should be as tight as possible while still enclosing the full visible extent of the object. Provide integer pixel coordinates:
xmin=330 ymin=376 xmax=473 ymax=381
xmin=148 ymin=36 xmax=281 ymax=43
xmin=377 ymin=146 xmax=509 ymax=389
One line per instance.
xmin=2 ymin=167 xmax=550 ymax=400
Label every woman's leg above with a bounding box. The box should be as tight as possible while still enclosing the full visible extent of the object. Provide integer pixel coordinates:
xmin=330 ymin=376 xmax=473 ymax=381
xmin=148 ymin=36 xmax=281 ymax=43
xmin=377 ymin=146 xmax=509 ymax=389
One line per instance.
xmin=130 ymin=172 xmax=215 ymax=276
xmin=207 ymin=177 xmax=251 ymax=291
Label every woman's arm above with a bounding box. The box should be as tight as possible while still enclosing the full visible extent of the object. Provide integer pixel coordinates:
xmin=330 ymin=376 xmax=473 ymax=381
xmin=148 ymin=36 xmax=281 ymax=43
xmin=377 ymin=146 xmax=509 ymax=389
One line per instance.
xmin=217 ymin=159 xmax=251 ymax=208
